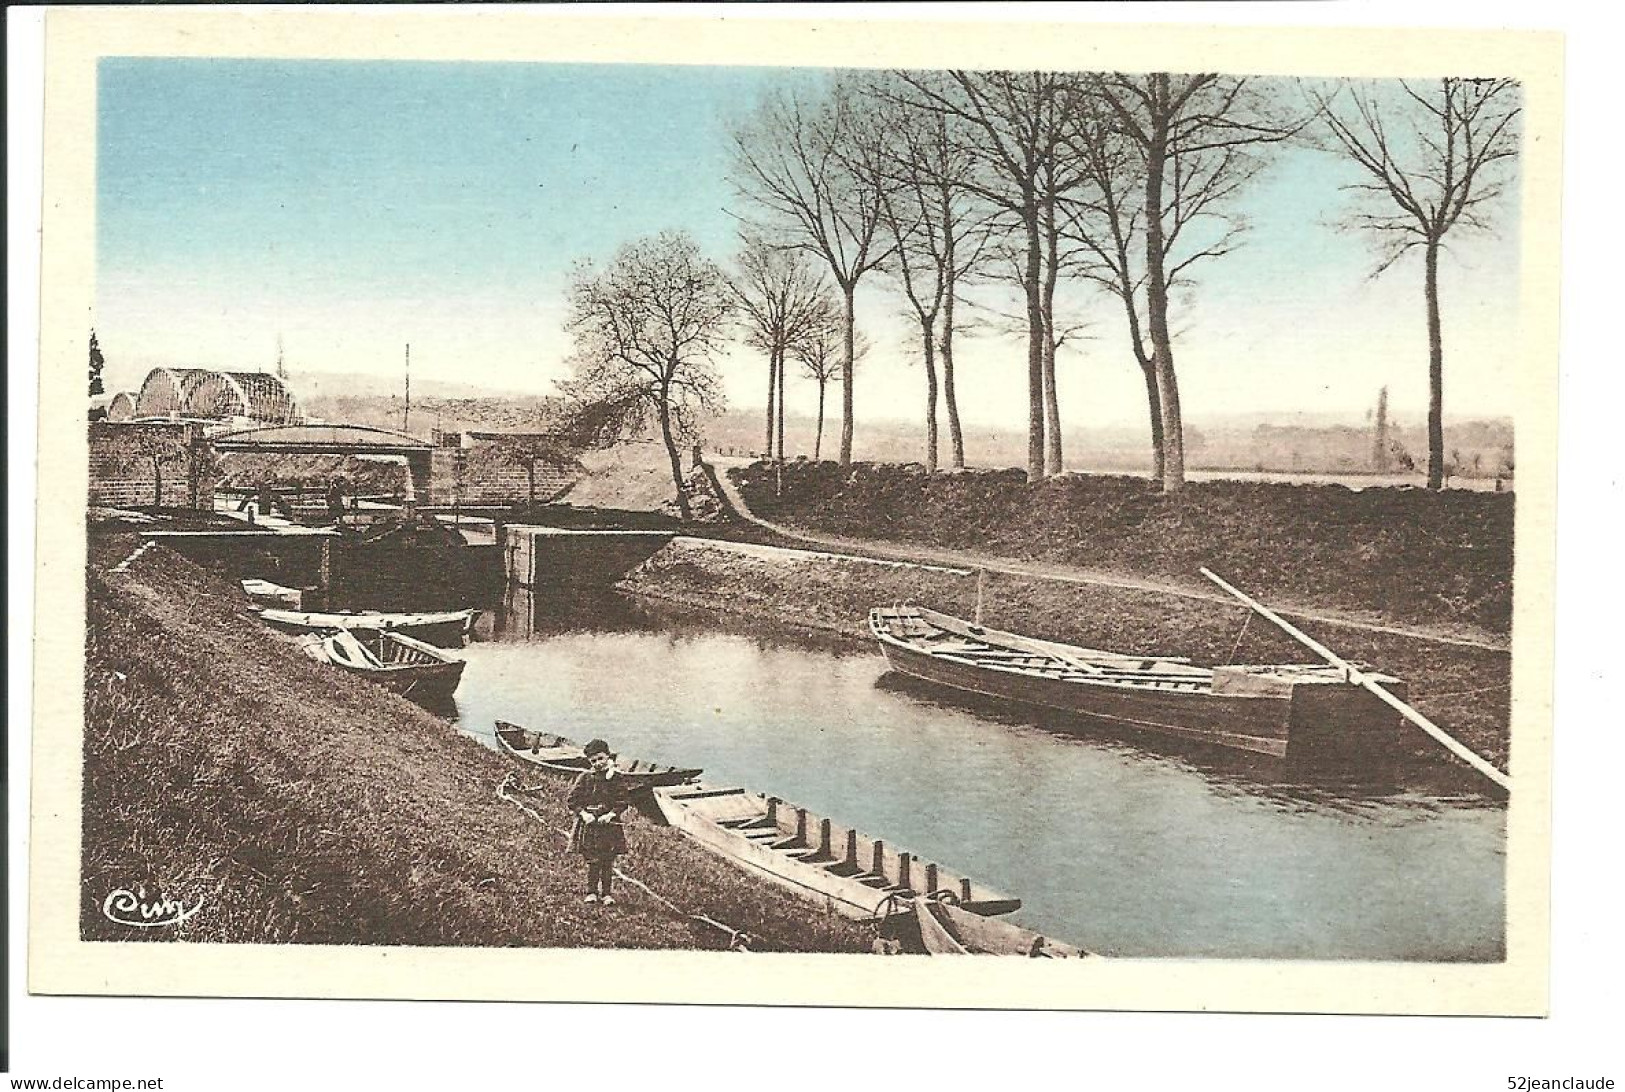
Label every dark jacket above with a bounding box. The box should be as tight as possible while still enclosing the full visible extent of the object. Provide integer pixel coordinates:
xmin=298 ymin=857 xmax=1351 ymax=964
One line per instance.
xmin=567 ymin=769 xmax=630 ymax=857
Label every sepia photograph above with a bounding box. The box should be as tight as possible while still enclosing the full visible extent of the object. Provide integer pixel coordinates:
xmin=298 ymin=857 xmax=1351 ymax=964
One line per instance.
xmin=19 ymin=5 xmax=1579 ymax=1061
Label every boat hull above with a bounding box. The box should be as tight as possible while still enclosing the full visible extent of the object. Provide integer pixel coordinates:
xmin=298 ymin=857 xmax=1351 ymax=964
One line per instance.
xmin=872 ymin=608 xmax=1405 ymax=762
xmin=260 ymin=607 xmax=477 ymax=647
xmin=325 ymin=657 xmax=465 ymax=706
xmin=653 ymin=784 xmax=1019 ymax=922
xmin=300 ymin=631 xmax=467 ymax=708
xmin=877 ymin=636 xmax=1295 ymax=756
xmin=494 ymin=723 xmax=702 ymax=789
xmin=909 ymin=898 xmax=1090 ymax=958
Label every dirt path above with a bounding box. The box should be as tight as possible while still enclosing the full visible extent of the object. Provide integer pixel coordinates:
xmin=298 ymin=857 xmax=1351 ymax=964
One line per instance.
xmin=704 ymin=460 xmax=1510 ymax=655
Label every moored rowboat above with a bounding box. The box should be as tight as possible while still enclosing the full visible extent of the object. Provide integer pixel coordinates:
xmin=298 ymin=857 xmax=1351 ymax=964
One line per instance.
xmin=299 ymin=628 xmax=466 ymax=706
xmin=241 ymin=578 xmax=305 ymax=610
xmin=900 ymin=896 xmax=1090 ymax=958
xmin=260 ymin=606 xmax=478 ymax=647
xmin=652 ymin=782 xmax=1021 ymax=921
xmin=494 ymin=722 xmax=703 ymax=790
xmin=869 ymin=604 xmax=1405 ymax=761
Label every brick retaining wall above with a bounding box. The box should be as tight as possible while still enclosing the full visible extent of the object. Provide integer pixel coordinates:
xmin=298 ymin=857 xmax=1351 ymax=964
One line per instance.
xmin=88 ymin=421 xmax=214 ymax=509
xmin=426 ymin=442 xmax=581 ymax=505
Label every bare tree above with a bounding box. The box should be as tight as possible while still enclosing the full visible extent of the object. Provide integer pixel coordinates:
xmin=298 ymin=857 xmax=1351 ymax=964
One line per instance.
xmin=732 ymin=235 xmax=831 ymax=465
xmin=887 ymin=71 xmax=1090 ymax=481
xmin=730 ymin=78 xmax=892 ymax=468
xmin=1308 ymin=77 xmax=1521 ymax=490
xmin=1089 ymin=73 xmax=1299 ymax=493
xmin=1057 ymin=106 xmax=1194 ymax=485
xmin=791 ymin=300 xmax=853 ymax=462
xmin=867 ymin=80 xmax=995 ymax=471
xmin=562 ymin=231 xmax=732 ymax=521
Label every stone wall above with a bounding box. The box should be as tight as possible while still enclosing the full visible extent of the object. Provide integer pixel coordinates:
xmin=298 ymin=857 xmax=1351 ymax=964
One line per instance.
xmin=426 ymin=441 xmax=581 ymax=505
xmin=88 ymin=421 xmax=213 ymax=509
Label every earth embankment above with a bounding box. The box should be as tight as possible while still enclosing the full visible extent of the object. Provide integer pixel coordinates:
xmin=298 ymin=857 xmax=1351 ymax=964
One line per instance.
xmin=81 ymin=537 xmax=872 ymax=953
xmin=732 ymin=461 xmax=1514 ymax=639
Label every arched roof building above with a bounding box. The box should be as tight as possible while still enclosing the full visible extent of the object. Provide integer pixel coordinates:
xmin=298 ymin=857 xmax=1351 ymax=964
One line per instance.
xmin=189 ymin=371 xmax=302 ymax=423
xmin=131 ymin=367 xmax=302 ymax=425
xmin=106 ymin=392 xmax=137 ymax=422
xmin=134 ymin=367 xmax=214 ymax=418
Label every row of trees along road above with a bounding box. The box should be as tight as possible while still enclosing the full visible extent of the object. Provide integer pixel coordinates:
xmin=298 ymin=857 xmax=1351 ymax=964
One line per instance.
xmin=560 ymin=72 xmax=1520 ymax=504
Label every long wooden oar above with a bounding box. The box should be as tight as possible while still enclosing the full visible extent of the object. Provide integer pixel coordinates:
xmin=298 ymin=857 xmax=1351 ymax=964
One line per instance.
xmin=1200 ymin=568 xmax=1512 ymax=794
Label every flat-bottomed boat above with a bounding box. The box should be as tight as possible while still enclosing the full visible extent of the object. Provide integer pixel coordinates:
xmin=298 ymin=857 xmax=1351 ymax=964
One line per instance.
xmin=494 ymin=723 xmax=703 ymax=789
xmin=652 ymin=782 xmax=1021 ymax=921
xmin=260 ymin=606 xmax=478 ymax=647
xmin=869 ymin=605 xmax=1405 ymax=761
xmin=299 ymin=628 xmax=466 ymax=706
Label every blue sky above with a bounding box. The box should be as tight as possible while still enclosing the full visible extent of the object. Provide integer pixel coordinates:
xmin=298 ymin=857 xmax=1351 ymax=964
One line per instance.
xmin=94 ymin=58 xmax=1523 ymax=432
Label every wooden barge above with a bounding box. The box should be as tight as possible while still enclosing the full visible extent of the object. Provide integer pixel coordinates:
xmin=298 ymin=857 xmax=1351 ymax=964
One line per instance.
xmin=869 ymin=605 xmax=1406 ymax=761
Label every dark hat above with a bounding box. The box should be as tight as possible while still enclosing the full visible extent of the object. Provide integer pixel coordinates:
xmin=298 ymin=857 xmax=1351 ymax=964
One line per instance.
xmin=583 ymin=739 xmax=612 ymax=757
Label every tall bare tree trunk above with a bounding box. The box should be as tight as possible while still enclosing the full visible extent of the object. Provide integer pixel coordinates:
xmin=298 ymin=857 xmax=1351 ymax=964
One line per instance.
xmin=1425 ymin=240 xmax=1445 ymax=491
xmin=941 ymin=339 xmax=965 ymax=471
xmin=840 ymin=284 xmax=856 ymax=468
xmin=657 ymin=389 xmax=692 ymax=522
xmin=1042 ymin=353 xmax=1061 ymax=476
xmin=763 ymin=350 xmax=777 ymax=458
xmin=1139 ymin=358 xmax=1166 ymax=485
xmin=1041 ymin=204 xmax=1063 ymax=476
xmin=921 ymin=318 xmax=940 ymax=473
xmin=776 ymin=344 xmax=787 ymax=462
xmin=814 ymin=380 xmax=826 ymax=461
xmin=1022 ymin=209 xmax=1046 ymax=483
xmin=1142 ymin=90 xmax=1185 ymax=495
xmin=941 ymin=274 xmax=965 ymax=472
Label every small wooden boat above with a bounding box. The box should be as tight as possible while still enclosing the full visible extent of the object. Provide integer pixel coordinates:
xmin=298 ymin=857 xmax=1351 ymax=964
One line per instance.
xmin=652 ymin=782 xmax=1021 ymax=921
xmin=493 ymin=722 xmax=703 ymax=789
xmin=241 ymin=578 xmax=305 ymax=610
xmin=904 ymin=896 xmax=1089 ymax=958
xmin=869 ymin=605 xmax=1405 ymax=761
xmin=299 ymin=628 xmax=466 ymax=706
xmin=260 ymin=606 xmax=478 ymax=647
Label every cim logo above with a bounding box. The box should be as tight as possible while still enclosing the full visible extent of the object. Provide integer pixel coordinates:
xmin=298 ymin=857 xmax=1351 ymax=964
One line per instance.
xmin=101 ymin=885 xmax=204 ymax=929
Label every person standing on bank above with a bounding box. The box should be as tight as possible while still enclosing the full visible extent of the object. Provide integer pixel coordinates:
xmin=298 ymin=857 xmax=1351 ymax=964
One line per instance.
xmin=567 ymin=739 xmax=630 ymax=905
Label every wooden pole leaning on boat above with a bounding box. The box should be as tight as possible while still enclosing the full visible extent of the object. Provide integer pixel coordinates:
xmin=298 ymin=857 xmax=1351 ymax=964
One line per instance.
xmin=1198 ymin=568 xmax=1513 ymax=794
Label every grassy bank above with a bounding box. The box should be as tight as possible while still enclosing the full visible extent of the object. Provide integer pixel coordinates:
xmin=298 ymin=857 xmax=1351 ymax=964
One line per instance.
xmin=82 ymin=539 xmax=873 ymax=952
xmin=620 ymin=538 xmax=1512 ymax=773
xmin=734 ymin=462 xmax=1514 ymax=637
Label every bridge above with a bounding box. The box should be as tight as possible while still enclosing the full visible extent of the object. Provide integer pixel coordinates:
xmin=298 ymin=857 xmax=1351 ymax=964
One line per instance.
xmin=209 ymin=423 xmax=435 ymax=498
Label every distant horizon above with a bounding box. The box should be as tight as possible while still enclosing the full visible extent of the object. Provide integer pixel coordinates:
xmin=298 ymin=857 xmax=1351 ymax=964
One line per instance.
xmin=286 ymin=364 xmax=1516 ymax=432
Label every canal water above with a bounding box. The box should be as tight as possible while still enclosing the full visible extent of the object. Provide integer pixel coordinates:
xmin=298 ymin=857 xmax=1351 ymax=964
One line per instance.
xmin=454 ymin=593 xmax=1505 ymax=961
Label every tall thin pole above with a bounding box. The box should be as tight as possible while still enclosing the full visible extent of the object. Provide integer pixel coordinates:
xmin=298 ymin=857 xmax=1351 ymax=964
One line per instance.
xmin=403 ymin=343 xmax=411 ymax=433
xmin=1199 ymin=567 xmax=1512 ymax=793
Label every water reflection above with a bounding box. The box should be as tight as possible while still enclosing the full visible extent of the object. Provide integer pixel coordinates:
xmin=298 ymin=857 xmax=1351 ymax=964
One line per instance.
xmin=456 ymin=589 xmax=1505 ymax=961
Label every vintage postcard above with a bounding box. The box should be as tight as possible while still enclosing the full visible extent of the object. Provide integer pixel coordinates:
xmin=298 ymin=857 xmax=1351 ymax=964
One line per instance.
xmin=30 ymin=8 xmax=1560 ymax=1016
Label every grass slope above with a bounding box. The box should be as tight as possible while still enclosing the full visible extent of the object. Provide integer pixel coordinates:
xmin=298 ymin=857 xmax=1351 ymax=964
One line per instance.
xmin=82 ymin=541 xmax=872 ymax=953
xmin=736 ymin=462 xmax=1514 ymax=637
